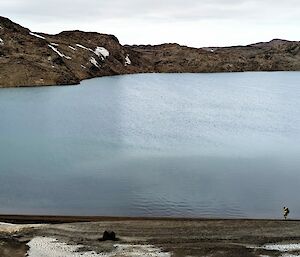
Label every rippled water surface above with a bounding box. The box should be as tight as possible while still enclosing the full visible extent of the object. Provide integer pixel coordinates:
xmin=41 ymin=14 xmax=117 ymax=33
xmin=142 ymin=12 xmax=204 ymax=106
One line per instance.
xmin=0 ymin=72 xmax=300 ymax=218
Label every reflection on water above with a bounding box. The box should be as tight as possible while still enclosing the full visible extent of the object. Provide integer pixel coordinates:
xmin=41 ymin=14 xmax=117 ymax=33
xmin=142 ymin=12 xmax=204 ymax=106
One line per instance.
xmin=0 ymin=72 xmax=299 ymax=218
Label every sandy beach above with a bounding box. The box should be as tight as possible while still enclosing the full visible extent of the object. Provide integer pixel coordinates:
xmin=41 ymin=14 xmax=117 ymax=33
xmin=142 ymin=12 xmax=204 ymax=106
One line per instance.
xmin=1 ymin=216 xmax=300 ymax=257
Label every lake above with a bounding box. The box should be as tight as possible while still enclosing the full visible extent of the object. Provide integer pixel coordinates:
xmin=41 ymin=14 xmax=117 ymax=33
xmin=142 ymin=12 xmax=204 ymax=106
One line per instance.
xmin=0 ymin=72 xmax=299 ymax=218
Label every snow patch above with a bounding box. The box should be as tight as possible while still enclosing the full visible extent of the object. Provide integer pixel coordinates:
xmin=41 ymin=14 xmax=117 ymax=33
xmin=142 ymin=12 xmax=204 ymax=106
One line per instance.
xmin=48 ymin=45 xmax=71 ymax=60
xmin=95 ymin=47 xmax=109 ymax=58
xmin=81 ymin=65 xmax=87 ymax=69
xmin=0 ymin=222 xmax=16 ymax=226
xmin=90 ymin=57 xmax=99 ymax=68
xmin=68 ymin=46 xmax=77 ymax=51
xmin=0 ymin=38 xmax=3 ymax=46
xmin=125 ymin=54 xmax=131 ymax=66
xmin=76 ymin=44 xmax=93 ymax=52
xmin=76 ymin=44 xmax=109 ymax=60
xmin=29 ymin=32 xmax=46 ymax=40
xmin=50 ymin=42 xmax=59 ymax=46
xmin=109 ymin=244 xmax=171 ymax=257
xmin=27 ymin=237 xmax=171 ymax=257
xmin=27 ymin=237 xmax=97 ymax=257
xmin=281 ymin=254 xmax=300 ymax=257
xmin=262 ymin=243 xmax=300 ymax=252
xmin=0 ymin=223 xmax=44 ymax=233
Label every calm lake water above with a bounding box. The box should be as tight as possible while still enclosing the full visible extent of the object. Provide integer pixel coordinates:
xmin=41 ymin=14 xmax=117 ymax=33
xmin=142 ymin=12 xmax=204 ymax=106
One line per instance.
xmin=0 ymin=72 xmax=300 ymax=218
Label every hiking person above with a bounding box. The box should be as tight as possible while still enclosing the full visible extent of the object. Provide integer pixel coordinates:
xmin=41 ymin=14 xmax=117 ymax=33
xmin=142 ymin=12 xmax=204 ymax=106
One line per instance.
xmin=283 ymin=207 xmax=290 ymax=220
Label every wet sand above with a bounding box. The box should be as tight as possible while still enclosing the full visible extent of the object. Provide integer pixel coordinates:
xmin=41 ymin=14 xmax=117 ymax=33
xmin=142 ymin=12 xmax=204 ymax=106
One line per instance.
xmin=1 ymin=216 xmax=300 ymax=257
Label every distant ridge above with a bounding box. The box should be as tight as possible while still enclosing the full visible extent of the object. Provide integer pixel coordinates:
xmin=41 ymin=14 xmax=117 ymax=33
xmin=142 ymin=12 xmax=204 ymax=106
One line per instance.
xmin=0 ymin=16 xmax=299 ymax=87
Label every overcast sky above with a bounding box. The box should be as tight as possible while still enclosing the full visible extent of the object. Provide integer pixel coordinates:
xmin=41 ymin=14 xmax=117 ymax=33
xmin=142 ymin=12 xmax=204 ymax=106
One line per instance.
xmin=1 ymin=0 xmax=299 ymax=47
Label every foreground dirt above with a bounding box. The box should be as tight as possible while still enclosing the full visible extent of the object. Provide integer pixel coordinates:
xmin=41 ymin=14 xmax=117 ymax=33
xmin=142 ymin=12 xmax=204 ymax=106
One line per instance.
xmin=1 ymin=16 xmax=300 ymax=87
xmin=1 ymin=217 xmax=300 ymax=257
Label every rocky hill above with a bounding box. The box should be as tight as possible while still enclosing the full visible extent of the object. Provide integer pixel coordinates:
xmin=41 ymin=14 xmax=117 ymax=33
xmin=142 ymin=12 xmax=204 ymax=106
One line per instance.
xmin=1 ymin=16 xmax=299 ymax=87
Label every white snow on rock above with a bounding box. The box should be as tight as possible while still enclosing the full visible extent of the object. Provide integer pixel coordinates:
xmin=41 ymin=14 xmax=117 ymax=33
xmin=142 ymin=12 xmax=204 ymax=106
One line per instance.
xmin=90 ymin=57 xmax=99 ymax=68
xmin=50 ymin=42 xmax=59 ymax=46
xmin=262 ymin=243 xmax=300 ymax=252
xmin=0 ymin=222 xmax=15 ymax=226
xmin=81 ymin=65 xmax=87 ymax=69
xmin=48 ymin=45 xmax=71 ymax=60
xmin=250 ymin=243 xmax=300 ymax=257
xmin=29 ymin=32 xmax=46 ymax=40
xmin=0 ymin=222 xmax=44 ymax=233
xmin=0 ymin=38 xmax=3 ymax=46
xmin=27 ymin=237 xmax=97 ymax=257
xmin=76 ymin=44 xmax=109 ymax=60
xmin=110 ymin=244 xmax=171 ymax=257
xmin=76 ymin=44 xmax=93 ymax=52
xmin=95 ymin=47 xmax=109 ymax=58
xmin=125 ymin=54 xmax=131 ymax=66
xmin=68 ymin=46 xmax=77 ymax=51
xmin=27 ymin=237 xmax=171 ymax=257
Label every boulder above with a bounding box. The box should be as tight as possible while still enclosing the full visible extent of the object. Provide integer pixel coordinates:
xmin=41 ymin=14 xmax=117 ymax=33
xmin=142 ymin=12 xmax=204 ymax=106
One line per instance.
xmin=102 ymin=231 xmax=116 ymax=241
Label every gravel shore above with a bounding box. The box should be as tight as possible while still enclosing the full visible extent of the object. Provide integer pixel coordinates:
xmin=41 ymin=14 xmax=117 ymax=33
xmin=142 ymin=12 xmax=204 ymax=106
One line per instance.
xmin=1 ymin=216 xmax=300 ymax=257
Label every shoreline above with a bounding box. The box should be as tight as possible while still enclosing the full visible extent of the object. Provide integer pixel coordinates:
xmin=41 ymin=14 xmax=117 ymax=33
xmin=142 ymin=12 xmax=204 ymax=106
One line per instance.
xmin=0 ymin=214 xmax=296 ymax=224
xmin=1 ymin=70 xmax=300 ymax=89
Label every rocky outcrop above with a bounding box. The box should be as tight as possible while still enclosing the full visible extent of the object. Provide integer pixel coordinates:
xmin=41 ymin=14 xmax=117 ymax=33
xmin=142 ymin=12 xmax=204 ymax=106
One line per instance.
xmin=101 ymin=231 xmax=117 ymax=241
xmin=1 ymin=16 xmax=299 ymax=87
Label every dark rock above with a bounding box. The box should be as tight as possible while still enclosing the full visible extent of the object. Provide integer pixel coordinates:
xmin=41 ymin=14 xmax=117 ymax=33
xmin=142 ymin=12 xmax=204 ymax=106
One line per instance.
xmin=102 ymin=231 xmax=116 ymax=241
